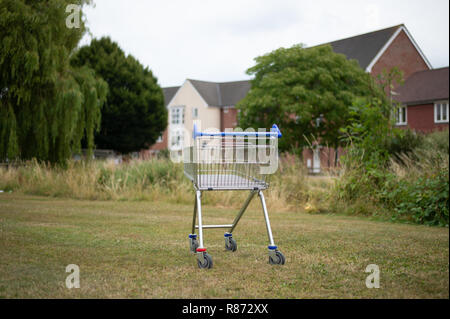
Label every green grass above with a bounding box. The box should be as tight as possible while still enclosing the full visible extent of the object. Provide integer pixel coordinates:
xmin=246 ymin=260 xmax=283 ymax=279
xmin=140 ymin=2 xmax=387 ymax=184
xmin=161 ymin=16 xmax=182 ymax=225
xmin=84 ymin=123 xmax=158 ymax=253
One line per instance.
xmin=0 ymin=193 xmax=448 ymax=298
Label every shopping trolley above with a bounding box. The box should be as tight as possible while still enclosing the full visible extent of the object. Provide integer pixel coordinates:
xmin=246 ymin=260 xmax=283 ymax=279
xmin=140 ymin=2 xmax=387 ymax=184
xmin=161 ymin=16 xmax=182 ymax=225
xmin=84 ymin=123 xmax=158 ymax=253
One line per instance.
xmin=183 ymin=124 xmax=285 ymax=269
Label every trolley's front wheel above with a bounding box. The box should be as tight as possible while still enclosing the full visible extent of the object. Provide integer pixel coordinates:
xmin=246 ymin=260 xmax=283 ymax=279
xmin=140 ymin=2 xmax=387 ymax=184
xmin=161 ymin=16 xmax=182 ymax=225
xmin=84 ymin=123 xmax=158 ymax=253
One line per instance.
xmin=197 ymin=253 xmax=213 ymax=269
xmin=224 ymin=233 xmax=237 ymax=252
xmin=191 ymin=239 xmax=199 ymax=253
xmin=269 ymin=251 xmax=285 ymax=265
xmin=189 ymin=234 xmax=199 ymax=253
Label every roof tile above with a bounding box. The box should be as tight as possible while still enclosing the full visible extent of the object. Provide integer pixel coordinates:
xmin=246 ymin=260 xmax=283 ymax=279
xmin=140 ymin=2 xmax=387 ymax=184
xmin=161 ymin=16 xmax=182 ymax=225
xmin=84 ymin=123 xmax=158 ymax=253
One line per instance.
xmin=316 ymin=25 xmax=402 ymax=69
xmin=395 ymin=67 xmax=449 ymax=105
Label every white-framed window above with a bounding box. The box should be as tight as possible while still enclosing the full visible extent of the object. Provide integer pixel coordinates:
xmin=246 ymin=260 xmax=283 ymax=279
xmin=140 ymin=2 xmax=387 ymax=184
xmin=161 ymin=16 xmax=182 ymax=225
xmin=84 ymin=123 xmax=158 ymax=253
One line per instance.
xmin=170 ymin=129 xmax=184 ymax=149
xmin=395 ymin=106 xmax=407 ymax=125
xmin=156 ymin=135 xmax=163 ymax=143
xmin=434 ymin=101 xmax=449 ymax=123
xmin=171 ymin=106 xmax=184 ymax=125
xmin=192 ymin=107 xmax=198 ymax=119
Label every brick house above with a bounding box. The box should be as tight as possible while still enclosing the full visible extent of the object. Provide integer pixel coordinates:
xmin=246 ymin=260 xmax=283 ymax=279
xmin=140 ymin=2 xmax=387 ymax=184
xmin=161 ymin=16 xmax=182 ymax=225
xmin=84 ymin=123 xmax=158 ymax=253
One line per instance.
xmin=147 ymin=24 xmax=442 ymax=172
xmin=326 ymin=24 xmax=431 ymax=79
xmin=394 ymin=67 xmax=449 ymax=133
xmin=303 ymin=24 xmax=433 ymax=172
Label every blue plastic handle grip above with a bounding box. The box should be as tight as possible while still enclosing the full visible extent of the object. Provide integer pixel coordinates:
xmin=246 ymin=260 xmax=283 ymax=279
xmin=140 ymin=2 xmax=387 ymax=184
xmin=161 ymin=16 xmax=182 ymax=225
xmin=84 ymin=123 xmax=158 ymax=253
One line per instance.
xmin=193 ymin=124 xmax=282 ymax=139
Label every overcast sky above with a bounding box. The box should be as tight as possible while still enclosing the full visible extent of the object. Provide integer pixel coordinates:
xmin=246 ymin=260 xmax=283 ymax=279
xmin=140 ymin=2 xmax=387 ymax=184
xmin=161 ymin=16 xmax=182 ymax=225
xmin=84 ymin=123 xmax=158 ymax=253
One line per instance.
xmin=80 ymin=0 xmax=449 ymax=87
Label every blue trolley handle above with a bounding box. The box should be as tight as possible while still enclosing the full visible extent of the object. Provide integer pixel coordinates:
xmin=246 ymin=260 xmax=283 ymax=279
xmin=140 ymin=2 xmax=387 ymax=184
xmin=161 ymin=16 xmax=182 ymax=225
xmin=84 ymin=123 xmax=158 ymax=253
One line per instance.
xmin=193 ymin=124 xmax=282 ymax=139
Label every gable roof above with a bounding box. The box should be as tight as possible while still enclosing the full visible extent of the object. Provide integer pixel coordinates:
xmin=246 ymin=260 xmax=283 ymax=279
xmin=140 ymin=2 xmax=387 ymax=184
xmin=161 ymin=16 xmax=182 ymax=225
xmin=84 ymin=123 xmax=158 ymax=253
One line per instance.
xmin=164 ymin=26 xmax=432 ymax=108
xmin=162 ymin=86 xmax=180 ymax=106
xmin=188 ymin=79 xmax=251 ymax=107
xmin=316 ymin=24 xmax=431 ymax=71
xmin=395 ymin=67 xmax=449 ymax=105
xmin=324 ymin=25 xmax=402 ymax=70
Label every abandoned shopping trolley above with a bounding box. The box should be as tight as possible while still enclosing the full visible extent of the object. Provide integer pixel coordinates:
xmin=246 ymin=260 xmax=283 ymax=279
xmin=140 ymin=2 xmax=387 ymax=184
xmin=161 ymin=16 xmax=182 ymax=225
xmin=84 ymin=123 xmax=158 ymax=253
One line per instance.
xmin=183 ymin=124 xmax=285 ymax=269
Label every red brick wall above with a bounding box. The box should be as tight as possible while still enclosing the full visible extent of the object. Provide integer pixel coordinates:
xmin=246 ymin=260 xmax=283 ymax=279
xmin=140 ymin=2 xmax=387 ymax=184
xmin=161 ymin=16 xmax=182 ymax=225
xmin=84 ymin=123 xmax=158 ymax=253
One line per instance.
xmin=371 ymin=30 xmax=429 ymax=80
xmin=148 ymin=128 xmax=168 ymax=151
xmin=220 ymin=107 xmax=238 ymax=130
xmin=402 ymin=104 xmax=449 ymax=133
xmin=302 ymin=146 xmax=344 ymax=172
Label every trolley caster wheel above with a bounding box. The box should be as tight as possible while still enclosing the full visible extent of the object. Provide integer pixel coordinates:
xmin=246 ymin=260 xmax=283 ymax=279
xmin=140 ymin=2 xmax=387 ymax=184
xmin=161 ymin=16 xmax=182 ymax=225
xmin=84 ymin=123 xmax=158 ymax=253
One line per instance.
xmin=224 ymin=233 xmax=237 ymax=252
xmin=269 ymin=250 xmax=285 ymax=265
xmin=189 ymin=234 xmax=199 ymax=253
xmin=197 ymin=252 xmax=213 ymax=269
xmin=191 ymin=240 xmax=199 ymax=253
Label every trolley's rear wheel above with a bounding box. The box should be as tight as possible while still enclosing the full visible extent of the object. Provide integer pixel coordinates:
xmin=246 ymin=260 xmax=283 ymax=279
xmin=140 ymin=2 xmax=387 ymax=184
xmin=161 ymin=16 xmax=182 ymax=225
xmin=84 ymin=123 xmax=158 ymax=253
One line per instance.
xmin=197 ymin=253 xmax=213 ymax=269
xmin=269 ymin=251 xmax=285 ymax=265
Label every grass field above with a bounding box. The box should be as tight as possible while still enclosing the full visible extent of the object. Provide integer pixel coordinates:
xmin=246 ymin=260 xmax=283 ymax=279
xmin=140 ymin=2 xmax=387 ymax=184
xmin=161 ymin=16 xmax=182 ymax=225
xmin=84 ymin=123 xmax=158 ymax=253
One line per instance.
xmin=0 ymin=193 xmax=448 ymax=299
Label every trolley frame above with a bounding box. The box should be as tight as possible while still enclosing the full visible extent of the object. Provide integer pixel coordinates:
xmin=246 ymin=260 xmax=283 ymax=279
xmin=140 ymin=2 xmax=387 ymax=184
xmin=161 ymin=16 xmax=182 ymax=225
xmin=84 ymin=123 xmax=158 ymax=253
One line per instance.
xmin=184 ymin=124 xmax=285 ymax=268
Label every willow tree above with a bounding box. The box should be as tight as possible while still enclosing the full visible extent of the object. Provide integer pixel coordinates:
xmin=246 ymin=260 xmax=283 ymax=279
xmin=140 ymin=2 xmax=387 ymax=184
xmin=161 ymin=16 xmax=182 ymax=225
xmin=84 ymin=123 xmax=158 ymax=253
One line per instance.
xmin=0 ymin=0 xmax=108 ymax=163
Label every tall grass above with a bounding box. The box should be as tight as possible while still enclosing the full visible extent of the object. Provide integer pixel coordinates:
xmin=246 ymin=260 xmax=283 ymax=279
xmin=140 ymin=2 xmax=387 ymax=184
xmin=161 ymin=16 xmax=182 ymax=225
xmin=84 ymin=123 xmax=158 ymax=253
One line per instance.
xmin=2 ymin=131 xmax=447 ymax=225
xmin=0 ymin=159 xmax=189 ymax=202
xmin=0 ymin=155 xmax=330 ymax=211
xmin=330 ymin=130 xmax=449 ymax=226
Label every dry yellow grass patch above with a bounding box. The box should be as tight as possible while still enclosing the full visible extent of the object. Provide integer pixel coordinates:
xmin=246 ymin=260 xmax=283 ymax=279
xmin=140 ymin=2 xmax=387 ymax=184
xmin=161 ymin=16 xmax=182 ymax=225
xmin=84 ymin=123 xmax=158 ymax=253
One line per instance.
xmin=0 ymin=193 xmax=448 ymax=298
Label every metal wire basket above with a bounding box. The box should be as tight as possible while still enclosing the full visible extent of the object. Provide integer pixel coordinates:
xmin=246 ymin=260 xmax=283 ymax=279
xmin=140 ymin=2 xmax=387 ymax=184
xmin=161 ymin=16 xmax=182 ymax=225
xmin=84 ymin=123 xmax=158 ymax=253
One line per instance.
xmin=184 ymin=135 xmax=278 ymax=190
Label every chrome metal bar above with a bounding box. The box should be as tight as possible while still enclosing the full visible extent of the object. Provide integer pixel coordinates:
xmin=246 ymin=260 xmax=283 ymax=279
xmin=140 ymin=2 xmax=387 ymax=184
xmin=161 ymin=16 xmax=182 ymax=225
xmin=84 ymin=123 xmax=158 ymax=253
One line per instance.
xmin=195 ymin=224 xmax=233 ymax=229
xmin=229 ymin=190 xmax=257 ymax=233
xmin=191 ymin=192 xmax=197 ymax=234
xmin=195 ymin=190 xmax=204 ymax=248
xmin=258 ymin=190 xmax=275 ymax=246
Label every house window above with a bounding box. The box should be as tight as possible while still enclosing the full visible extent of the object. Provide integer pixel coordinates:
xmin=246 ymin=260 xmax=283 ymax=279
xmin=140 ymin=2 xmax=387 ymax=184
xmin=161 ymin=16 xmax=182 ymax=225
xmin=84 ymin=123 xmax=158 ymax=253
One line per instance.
xmin=435 ymin=101 xmax=449 ymax=123
xmin=156 ymin=135 xmax=163 ymax=143
xmin=171 ymin=106 xmax=184 ymax=125
xmin=170 ymin=130 xmax=184 ymax=148
xmin=395 ymin=106 xmax=407 ymax=125
xmin=193 ymin=108 xmax=198 ymax=119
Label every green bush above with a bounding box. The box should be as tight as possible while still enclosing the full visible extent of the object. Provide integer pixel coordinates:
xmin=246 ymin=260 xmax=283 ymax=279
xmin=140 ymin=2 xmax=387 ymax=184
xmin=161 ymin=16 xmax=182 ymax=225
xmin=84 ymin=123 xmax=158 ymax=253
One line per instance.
xmin=386 ymin=129 xmax=424 ymax=163
xmin=379 ymin=169 xmax=449 ymax=226
xmin=335 ymin=128 xmax=449 ymax=226
xmin=420 ymin=129 xmax=449 ymax=154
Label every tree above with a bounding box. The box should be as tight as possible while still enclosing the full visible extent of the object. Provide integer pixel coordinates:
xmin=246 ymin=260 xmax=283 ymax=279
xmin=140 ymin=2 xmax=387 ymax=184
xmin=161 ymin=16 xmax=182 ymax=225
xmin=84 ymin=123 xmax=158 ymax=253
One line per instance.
xmin=0 ymin=0 xmax=108 ymax=163
xmin=377 ymin=66 xmax=405 ymax=120
xmin=236 ymin=44 xmax=387 ymax=159
xmin=71 ymin=37 xmax=167 ymax=154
